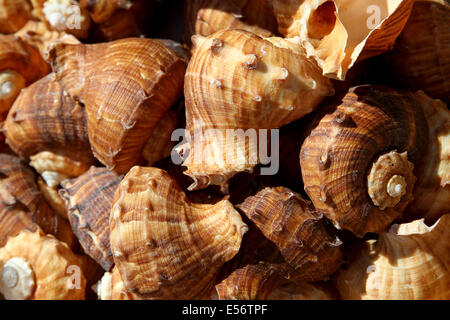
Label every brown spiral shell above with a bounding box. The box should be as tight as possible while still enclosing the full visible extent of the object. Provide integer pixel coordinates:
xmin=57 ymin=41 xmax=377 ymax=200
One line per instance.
xmin=0 ymin=153 xmax=77 ymax=250
xmin=238 ymin=186 xmax=343 ymax=282
xmin=183 ymin=29 xmax=333 ymax=191
xmin=49 ymin=38 xmax=186 ymax=174
xmin=60 ymin=167 xmax=122 ymax=271
xmin=0 ymin=0 xmax=34 ymax=34
xmin=300 ymin=85 xmax=429 ymax=237
xmin=110 ymin=166 xmax=248 ymax=299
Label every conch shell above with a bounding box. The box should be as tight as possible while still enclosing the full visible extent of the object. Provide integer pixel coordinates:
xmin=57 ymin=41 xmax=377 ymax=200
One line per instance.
xmin=333 ymin=214 xmax=450 ymax=299
xmin=273 ymin=0 xmax=415 ymax=80
xmin=300 ymin=85 xmax=428 ymax=237
xmin=184 ymin=0 xmax=278 ymax=46
xmin=386 ymin=0 xmax=450 ymax=104
xmin=0 ymin=229 xmax=86 ymax=300
xmin=183 ymin=29 xmax=334 ymax=191
xmin=110 ymin=166 xmax=248 ymax=299
xmin=79 ymin=0 xmax=151 ymax=41
xmin=404 ymin=91 xmax=450 ymax=224
xmin=30 ymin=0 xmax=91 ymax=39
xmin=0 ymin=154 xmax=77 ymax=249
xmin=49 ymin=38 xmax=186 ymax=174
xmin=0 ymin=0 xmax=34 ymax=34
xmin=61 ymin=167 xmax=122 ymax=271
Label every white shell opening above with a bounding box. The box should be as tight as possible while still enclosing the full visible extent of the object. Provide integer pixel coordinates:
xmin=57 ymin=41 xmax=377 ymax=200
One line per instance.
xmin=0 ymin=257 xmax=35 ymax=300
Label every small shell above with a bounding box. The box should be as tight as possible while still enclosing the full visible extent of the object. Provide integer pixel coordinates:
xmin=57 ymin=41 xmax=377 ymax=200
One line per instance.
xmin=49 ymin=38 xmax=186 ymax=174
xmin=386 ymin=0 xmax=450 ymax=103
xmin=333 ymin=214 xmax=450 ymax=299
xmin=61 ymin=167 xmax=122 ymax=271
xmin=110 ymin=166 xmax=248 ymax=299
xmin=183 ymin=29 xmax=333 ymax=191
xmin=79 ymin=0 xmax=151 ymax=41
xmin=273 ymin=0 xmax=415 ymax=80
xmin=95 ymin=266 xmax=142 ymax=300
xmin=405 ymin=91 xmax=450 ymax=224
xmin=0 ymin=229 xmax=86 ymax=300
xmin=300 ymin=86 xmax=429 ymax=237
xmin=237 ymin=186 xmax=343 ymax=282
xmin=0 ymin=0 xmax=34 ymax=33
xmin=184 ymin=0 xmax=278 ymax=46
xmin=0 ymin=154 xmax=78 ymax=250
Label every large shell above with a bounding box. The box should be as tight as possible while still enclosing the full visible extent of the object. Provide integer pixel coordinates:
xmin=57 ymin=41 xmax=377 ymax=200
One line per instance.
xmin=61 ymin=167 xmax=122 ymax=271
xmin=31 ymin=0 xmax=91 ymax=39
xmin=404 ymin=91 xmax=450 ymax=224
xmin=0 ymin=229 xmax=86 ymax=300
xmin=49 ymin=38 xmax=186 ymax=174
xmin=110 ymin=166 xmax=248 ymax=299
xmin=0 ymin=154 xmax=77 ymax=250
xmin=273 ymin=0 xmax=415 ymax=80
xmin=79 ymin=0 xmax=152 ymax=41
xmin=300 ymin=85 xmax=429 ymax=237
xmin=95 ymin=266 xmax=142 ymax=300
xmin=333 ymin=214 xmax=450 ymax=299
xmin=0 ymin=0 xmax=34 ymax=34
xmin=237 ymin=186 xmax=343 ymax=282
xmin=182 ymin=29 xmax=334 ymax=191
xmin=184 ymin=0 xmax=278 ymax=46
xmin=386 ymin=0 xmax=450 ymax=104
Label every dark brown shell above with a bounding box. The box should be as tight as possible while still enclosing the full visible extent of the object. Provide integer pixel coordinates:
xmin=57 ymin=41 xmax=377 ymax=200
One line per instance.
xmin=60 ymin=167 xmax=122 ymax=271
xmin=300 ymin=85 xmax=429 ymax=237
xmin=3 ymin=73 xmax=94 ymax=165
xmin=0 ymin=153 xmax=78 ymax=249
xmin=49 ymin=38 xmax=186 ymax=174
xmin=237 ymin=186 xmax=343 ymax=282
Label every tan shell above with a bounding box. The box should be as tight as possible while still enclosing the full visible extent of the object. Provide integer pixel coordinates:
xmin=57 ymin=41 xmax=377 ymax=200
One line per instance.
xmin=0 ymin=154 xmax=77 ymax=250
xmin=405 ymin=91 xmax=450 ymax=223
xmin=273 ymin=0 xmax=415 ymax=80
xmin=61 ymin=167 xmax=122 ymax=271
xmin=49 ymin=38 xmax=186 ymax=174
xmin=184 ymin=0 xmax=278 ymax=46
xmin=386 ymin=0 xmax=450 ymax=104
xmin=31 ymin=0 xmax=91 ymax=39
xmin=95 ymin=266 xmax=142 ymax=300
xmin=0 ymin=229 xmax=86 ymax=300
xmin=238 ymin=186 xmax=343 ymax=282
xmin=79 ymin=0 xmax=151 ymax=41
xmin=300 ymin=86 xmax=428 ymax=237
xmin=183 ymin=29 xmax=333 ymax=191
xmin=0 ymin=0 xmax=34 ymax=34
xmin=333 ymin=214 xmax=450 ymax=299
xmin=110 ymin=166 xmax=248 ymax=299
xmin=0 ymin=207 xmax=36 ymax=248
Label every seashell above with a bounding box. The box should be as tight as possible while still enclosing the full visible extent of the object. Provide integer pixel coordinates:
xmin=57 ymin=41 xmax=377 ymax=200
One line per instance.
xmin=49 ymin=38 xmax=186 ymax=174
xmin=272 ymin=0 xmax=415 ymax=80
xmin=15 ymin=20 xmax=80 ymax=61
xmin=0 ymin=34 xmax=50 ymax=116
xmin=0 ymin=153 xmax=78 ymax=250
xmin=4 ymin=73 xmax=93 ymax=166
xmin=0 ymin=0 xmax=34 ymax=34
xmin=386 ymin=0 xmax=450 ymax=104
xmin=266 ymin=281 xmax=336 ymax=300
xmin=183 ymin=29 xmax=334 ymax=191
xmin=142 ymin=109 xmax=179 ymax=166
xmin=184 ymin=0 xmax=278 ymax=46
xmin=215 ymin=263 xmax=284 ymax=300
xmin=37 ymin=177 xmax=67 ymax=218
xmin=0 ymin=229 xmax=86 ymax=300
xmin=0 ymin=207 xmax=37 ymax=248
xmin=60 ymin=167 xmax=122 ymax=271
xmin=95 ymin=266 xmax=142 ymax=300
xmin=333 ymin=214 xmax=450 ymax=299
xmin=404 ymin=91 xmax=450 ymax=224
xmin=237 ymin=186 xmax=343 ymax=282
xmin=31 ymin=0 xmax=91 ymax=39
xmin=300 ymin=85 xmax=429 ymax=237
xmin=110 ymin=166 xmax=248 ymax=299
xmin=79 ymin=0 xmax=152 ymax=41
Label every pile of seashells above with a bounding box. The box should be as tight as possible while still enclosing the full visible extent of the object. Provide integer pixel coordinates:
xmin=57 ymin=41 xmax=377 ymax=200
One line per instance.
xmin=0 ymin=0 xmax=448 ymax=300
